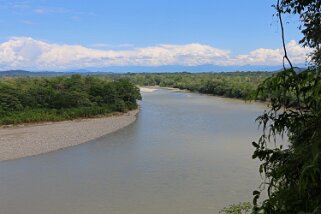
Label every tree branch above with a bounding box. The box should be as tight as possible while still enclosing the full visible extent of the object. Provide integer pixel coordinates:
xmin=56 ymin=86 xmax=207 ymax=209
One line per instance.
xmin=277 ymin=0 xmax=294 ymax=70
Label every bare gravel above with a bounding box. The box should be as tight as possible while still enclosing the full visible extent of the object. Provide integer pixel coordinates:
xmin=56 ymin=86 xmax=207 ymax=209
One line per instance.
xmin=0 ymin=109 xmax=139 ymax=161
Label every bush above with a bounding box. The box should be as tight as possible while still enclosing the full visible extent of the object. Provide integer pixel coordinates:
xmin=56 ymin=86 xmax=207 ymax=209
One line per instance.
xmin=0 ymin=76 xmax=141 ymax=125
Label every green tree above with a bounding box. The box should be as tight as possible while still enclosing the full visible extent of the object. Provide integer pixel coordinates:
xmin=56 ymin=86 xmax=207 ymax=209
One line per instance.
xmin=253 ymin=69 xmax=321 ymax=213
xmin=279 ymin=0 xmax=321 ymax=66
xmin=252 ymin=0 xmax=321 ymax=213
xmin=281 ymin=0 xmax=320 ymax=45
xmin=220 ymin=202 xmax=252 ymax=214
xmin=0 ymin=76 xmax=141 ymax=125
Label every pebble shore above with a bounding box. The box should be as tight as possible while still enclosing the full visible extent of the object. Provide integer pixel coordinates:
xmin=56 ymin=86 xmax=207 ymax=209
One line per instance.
xmin=0 ymin=109 xmax=139 ymax=161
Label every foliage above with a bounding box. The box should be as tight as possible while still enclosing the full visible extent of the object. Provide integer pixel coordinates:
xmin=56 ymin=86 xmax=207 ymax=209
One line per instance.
xmin=121 ymin=72 xmax=271 ymax=100
xmin=251 ymin=0 xmax=321 ymax=212
xmin=279 ymin=0 xmax=321 ymax=65
xmin=279 ymin=0 xmax=321 ymax=49
xmin=219 ymin=202 xmax=252 ymax=214
xmin=252 ymin=68 xmax=321 ymax=213
xmin=0 ymin=75 xmax=141 ymax=125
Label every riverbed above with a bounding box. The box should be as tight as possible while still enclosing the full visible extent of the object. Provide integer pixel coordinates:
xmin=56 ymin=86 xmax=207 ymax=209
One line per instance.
xmin=0 ymin=110 xmax=139 ymax=161
xmin=0 ymin=88 xmax=267 ymax=214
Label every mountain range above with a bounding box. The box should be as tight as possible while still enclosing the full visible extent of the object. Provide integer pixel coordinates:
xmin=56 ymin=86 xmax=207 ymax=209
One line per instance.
xmin=0 ymin=65 xmax=308 ymax=77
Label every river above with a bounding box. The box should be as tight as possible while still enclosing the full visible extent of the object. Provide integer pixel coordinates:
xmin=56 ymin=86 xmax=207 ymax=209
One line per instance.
xmin=0 ymin=88 xmax=267 ymax=214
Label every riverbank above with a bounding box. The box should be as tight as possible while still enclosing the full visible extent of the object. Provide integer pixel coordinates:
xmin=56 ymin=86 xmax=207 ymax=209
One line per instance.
xmin=139 ymin=86 xmax=159 ymax=92
xmin=0 ymin=109 xmax=139 ymax=161
xmin=139 ymin=86 xmax=188 ymax=93
xmin=140 ymin=85 xmax=269 ymax=106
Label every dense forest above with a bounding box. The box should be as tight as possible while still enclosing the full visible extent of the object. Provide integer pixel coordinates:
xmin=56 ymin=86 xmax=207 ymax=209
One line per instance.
xmin=0 ymin=71 xmax=274 ymax=125
xmin=0 ymin=75 xmax=141 ymax=125
xmin=120 ymin=72 xmax=272 ymax=100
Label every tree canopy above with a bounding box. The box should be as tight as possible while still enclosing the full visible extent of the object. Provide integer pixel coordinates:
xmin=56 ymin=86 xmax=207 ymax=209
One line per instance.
xmin=252 ymin=0 xmax=321 ymax=213
xmin=124 ymin=72 xmax=271 ymax=100
xmin=280 ymin=0 xmax=320 ymax=47
xmin=279 ymin=0 xmax=321 ymax=65
xmin=0 ymin=75 xmax=141 ymax=125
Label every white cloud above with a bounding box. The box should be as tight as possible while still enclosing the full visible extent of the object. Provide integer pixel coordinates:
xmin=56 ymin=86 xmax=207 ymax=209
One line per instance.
xmin=231 ymin=40 xmax=311 ymax=66
xmin=0 ymin=37 xmax=312 ymax=70
xmin=91 ymin=43 xmax=134 ymax=48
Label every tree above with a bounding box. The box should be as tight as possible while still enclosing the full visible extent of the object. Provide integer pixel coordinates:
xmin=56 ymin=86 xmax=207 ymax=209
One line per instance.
xmin=280 ymin=0 xmax=320 ymax=45
xmin=279 ymin=0 xmax=321 ymax=66
xmin=252 ymin=0 xmax=321 ymax=213
xmin=0 ymin=76 xmax=141 ymax=125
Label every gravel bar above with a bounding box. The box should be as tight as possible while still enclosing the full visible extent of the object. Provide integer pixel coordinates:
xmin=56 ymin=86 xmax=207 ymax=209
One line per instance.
xmin=0 ymin=109 xmax=139 ymax=161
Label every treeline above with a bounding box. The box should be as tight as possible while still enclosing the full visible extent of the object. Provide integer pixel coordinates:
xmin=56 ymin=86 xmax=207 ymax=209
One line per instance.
xmin=0 ymin=72 xmax=272 ymax=125
xmin=0 ymin=75 xmax=141 ymax=125
xmin=119 ymin=72 xmax=272 ymax=100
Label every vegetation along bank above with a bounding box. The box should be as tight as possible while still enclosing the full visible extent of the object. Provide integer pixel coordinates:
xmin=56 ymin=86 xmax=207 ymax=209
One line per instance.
xmin=0 ymin=75 xmax=141 ymax=125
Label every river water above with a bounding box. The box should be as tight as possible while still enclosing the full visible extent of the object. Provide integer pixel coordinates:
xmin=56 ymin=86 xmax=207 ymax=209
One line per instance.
xmin=0 ymin=89 xmax=267 ymax=214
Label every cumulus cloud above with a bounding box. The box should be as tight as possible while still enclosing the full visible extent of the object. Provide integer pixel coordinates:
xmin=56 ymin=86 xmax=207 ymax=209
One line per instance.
xmin=91 ymin=43 xmax=135 ymax=49
xmin=0 ymin=37 xmax=312 ymax=70
xmin=231 ymin=40 xmax=311 ymax=66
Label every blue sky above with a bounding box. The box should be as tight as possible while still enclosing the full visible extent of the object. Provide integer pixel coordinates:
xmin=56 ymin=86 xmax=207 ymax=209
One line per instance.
xmin=0 ymin=0 xmax=310 ymax=71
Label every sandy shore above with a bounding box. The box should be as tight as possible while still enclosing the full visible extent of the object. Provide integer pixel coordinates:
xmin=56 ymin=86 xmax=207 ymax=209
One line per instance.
xmin=139 ymin=86 xmax=159 ymax=92
xmin=0 ymin=109 xmax=139 ymax=161
xmin=139 ymin=86 xmax=187 ymax=93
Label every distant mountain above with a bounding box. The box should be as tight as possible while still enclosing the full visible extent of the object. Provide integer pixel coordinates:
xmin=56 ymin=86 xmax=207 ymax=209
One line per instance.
xmin=0 ymin=64 xmax=308 ymax=77
xmin=0 ymin=70 xmax=115 ymax=77
xmin=0 ymin=70 xmax=67 ymax=77
xmin=65 ymin=69 xmax=92 ymax=73
xmin=273 ymin=67 xmax=308 ymax=73
xmin=83 ymin=65 xmax=283 ymax=73
xmin=68 ymin=64 xmax=308 ymax=73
